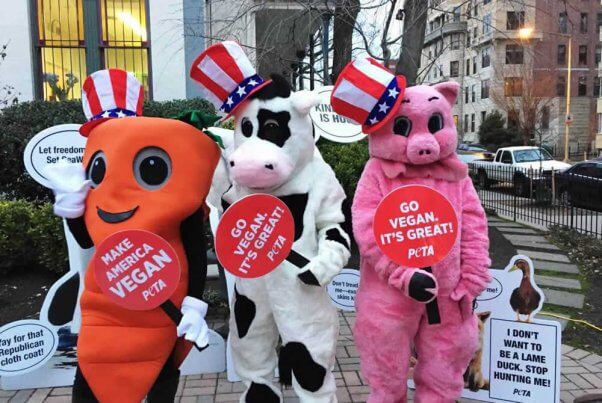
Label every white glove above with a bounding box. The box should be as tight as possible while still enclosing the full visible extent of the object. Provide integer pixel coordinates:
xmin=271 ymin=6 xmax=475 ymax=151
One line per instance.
xmin=43 ymin=161 xmax=91 ymax=219
xmin=176 ymin=296 xmax=210 ymax=349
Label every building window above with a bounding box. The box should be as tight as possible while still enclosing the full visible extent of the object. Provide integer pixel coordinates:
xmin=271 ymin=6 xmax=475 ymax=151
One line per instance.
xmin=465 ymin=86 xmax=469 ymax=103
xmin=450 ymin=61 xmax=459 ymax=77
xmin=453 ymin=6 xmax=461 ymax=22
xmin=481 ymin=79 xmax=490 ymax=98
xmin=557 ymin=76 xmax=566 ymax=96
xmin=505 ymin=77 xmax=522 ymax=96
xmin=473 ymin=4 xmax=478 ymax=17
xmin=598 ymin=12 xmax=602 ymax=33
xmin=506 ymin=44 xmax=524 ymax=64
xmin=579 ymin=45 xmax=588 ymax=66
xmin=596 ymin=45 xmax=601 ymax=64
xmin=483 ymin=14 xmax=492 ymax=34
xmin=507 ymin=11 xmax=525 ymax=30
xmin=472 ymin=84 xmax=476 ymax=102
xmin=450 ymin=33 xmax=461 ymax=50
xmin=453 ymin=115 xmax=459 ymax=127
xmin=578 ymin=76 xmax=587 ymax=96
xmin=580 ymin=13 xmax=588 ymax=33
xmin=472 ymin=56 xmax=477 ymax=74
xmin=464 ymin=114 xmax=469 ymax=132
xmin=482 ymin=46 xmax=491 ymax=67
xmin=594 ymin=77 xmax=601 ymax=97
xmin=541 ymin=106 xmax=550 ymax=130
xmin=557 ymin=44 xmax=566 ymax=65
xmin=466 ymin=58 xmax=470 ymax=75
xmin=598 ymin=113 xmax=602 ymax=133
xmin=471 ymin=114 xmax=476 ymax=132
xmin=36 ymin=0 xmax=87 ymax=101
xmin=559 ymin=12 xmax=568 ymax=34
xmin=100 ymin=0 xmax=150 ymax=97
xmin=481 ymin=111 xmax=486 ymax=125
xmin=473 ymin=26 xmax=478 ymax=40
xmin=466 ymin=31 xmax=471 ymax=47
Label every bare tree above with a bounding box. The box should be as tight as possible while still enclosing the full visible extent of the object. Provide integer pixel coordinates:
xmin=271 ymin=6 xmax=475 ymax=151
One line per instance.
xmin=0 ymin=42 xmax=19 ymax=107
xmin=332 ymin=0 xmax=361 ymax=81
xmin=394 ymin=0 xmax=428 ymax=85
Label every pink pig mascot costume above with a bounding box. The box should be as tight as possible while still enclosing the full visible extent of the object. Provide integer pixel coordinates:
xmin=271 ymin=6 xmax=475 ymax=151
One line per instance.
xmin=331 ymin=58 xmax=492 ymax=402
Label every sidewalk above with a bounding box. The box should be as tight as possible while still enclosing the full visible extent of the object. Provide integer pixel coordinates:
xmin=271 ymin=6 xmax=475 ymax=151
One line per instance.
xmin=2 ymin=218 xmax=601 ymax=403
xmin=2 ymin=311 xmax=601 ymax=403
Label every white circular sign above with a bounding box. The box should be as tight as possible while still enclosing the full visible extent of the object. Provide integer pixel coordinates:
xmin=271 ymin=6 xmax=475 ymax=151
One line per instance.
xmin=327 ymin=268 xmax=360 ymax=311
xmin=23 ymin=124 xmax=85 ymax=188
xmin=0 ymin=320 xmax=59 ymax=376
xmin=310 ymin=86 xmax=366 ymax=143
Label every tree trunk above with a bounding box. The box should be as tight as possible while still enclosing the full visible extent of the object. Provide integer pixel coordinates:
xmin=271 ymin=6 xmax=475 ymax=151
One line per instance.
xmin=395 ymin=0 xmax=428 ymax=85
xmin=332 ymin=0 xmax=360 ymax=82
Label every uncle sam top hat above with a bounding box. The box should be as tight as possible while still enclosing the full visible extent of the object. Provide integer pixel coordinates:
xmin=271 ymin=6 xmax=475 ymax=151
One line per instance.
xmin=189 ymin=41 xmax=271 ymax=119
xmin=80 ymin=69 xmax=144 ymax=137
xmin=330 ymin=57 xmax=406 ymax=134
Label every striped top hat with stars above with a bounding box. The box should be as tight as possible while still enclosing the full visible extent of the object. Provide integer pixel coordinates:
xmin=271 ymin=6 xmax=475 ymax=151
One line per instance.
xmin=79 ymin=69 xmax=144 ymax=137
xmin=330 ymin=58 xmax=406 ymax=134
xmin=189 ymin=41 xmax=271 ymax=119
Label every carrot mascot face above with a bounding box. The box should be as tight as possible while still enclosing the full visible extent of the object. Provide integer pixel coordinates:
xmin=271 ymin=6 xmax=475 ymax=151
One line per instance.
xmin=82 ymin=117 xmax=218 ymax=243
xmin=44 ymin=69 xmax=220 ymax=403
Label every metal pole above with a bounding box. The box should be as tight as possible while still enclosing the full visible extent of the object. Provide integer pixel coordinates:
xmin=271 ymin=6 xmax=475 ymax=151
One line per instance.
xmin=564 ymin=36 xmax=572 ymax=162
xmin=309 ymin=34 xmax=315 ymax=90
xmin=322 ymin=14 xmax=331 ymax=85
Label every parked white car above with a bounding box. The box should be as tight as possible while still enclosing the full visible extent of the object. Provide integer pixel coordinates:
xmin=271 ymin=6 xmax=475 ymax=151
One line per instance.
xmin=471 ymin=146 xmax=571 ymax=196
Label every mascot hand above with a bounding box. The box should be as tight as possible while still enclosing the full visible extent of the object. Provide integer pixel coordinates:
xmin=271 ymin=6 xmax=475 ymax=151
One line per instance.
xmin=389 ymin=268 xmax=438 ymax=303
xmin=177 ymin=296 xmax=209 ymax=349
xmin=44 ymin=161 xmax=91 ymax=219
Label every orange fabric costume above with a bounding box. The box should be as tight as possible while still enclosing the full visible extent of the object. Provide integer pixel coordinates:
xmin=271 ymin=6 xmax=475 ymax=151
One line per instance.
xmin=73 ymin=117 xmax=219 ymax=402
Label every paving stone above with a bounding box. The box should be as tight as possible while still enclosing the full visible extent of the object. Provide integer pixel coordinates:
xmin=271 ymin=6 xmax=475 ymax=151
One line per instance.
xmin=336 ymin=388 xmax=352 ymax=403
xmin=8 ymin=390 xmax=34 ymax=403
xmin=498 ymin=227 xmax=539 ymax=234
xmin=48 ymin=389 xmax=70 ymax=397
xmin=510 ymin=240 xmax=561 ymax=250
xmin=516 ymin=249 xmax=570 ymax=263
xmin=562 ymin=344 xmax=575 ymax=354
xmin=543 ymin=288 xmax=585 ymax=308
xmin=562 ymin=381 xmax=581 ymax=390
xmin=566 ymin=374 xmax=595 ymax=389
xmin=23 ymin=389 xmax=50 ymax=403
xmin=563 ymin=366 xmax=592 ymax=374
xmin=42 ymin=397 xmax=70 ymax=403
xmin=535 ymin=275 xmax=581 ymax=290
xmin=195 ymin=397 xmax=216 ymax=403
xmin=580 ymin=374 xmax=602 ymax=388
xmin=533 ymin=260 xmax=580 ymax=274
xmin=561 ymin=390 xmax=575 ymax=403
xmin=568 ymin=349 xmax=592 ymax=360
xmin=214 ymin=393 xmax=241 ymax=402
xmin=502 ymin=234 xmax=550 ymax=243
xmin=342 ymin=371 xmax=362 ymax=386
xmin=179 ymin=397 xmax=198 ymax=403
xmin=182 ymin=387 xmax=216 ymax=396
xmin=582 ymin=354 xmax=602 ymax=366
xmin=0 ymin=392 xmax=15 ymax=398
xmin=489 ymin=222 xmax=524 ymax=228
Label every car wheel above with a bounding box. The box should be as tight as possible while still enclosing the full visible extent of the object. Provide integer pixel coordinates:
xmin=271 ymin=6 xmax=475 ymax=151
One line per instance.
xmin=514 ymin=176 xmax=528 ymax=197
xmin=477 ymin=171 xmax=489 ymax=189
xmin=559 ymin=189 xmax=571 ymax=207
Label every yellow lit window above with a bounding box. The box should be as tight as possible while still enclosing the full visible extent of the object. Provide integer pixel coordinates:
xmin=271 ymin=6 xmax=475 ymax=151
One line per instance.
xmin=37 ymin=0 xmax=86 ymax=101
xmin=100 ymin=0 xmax=150 ymax=97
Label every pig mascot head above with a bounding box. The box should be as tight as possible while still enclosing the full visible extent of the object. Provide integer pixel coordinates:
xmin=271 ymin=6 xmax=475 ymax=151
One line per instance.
xmin=331 ymin=58 xmax=466 ymax=181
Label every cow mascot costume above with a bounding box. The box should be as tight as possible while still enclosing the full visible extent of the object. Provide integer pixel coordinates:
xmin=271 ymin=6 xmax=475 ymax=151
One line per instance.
xmin=190 ymin=42 xmax=350 ymax=402
xmin=331 ymin=58 xmax=491 ymax=402
xmin=44 ymin=69 xmax=220 ymax=402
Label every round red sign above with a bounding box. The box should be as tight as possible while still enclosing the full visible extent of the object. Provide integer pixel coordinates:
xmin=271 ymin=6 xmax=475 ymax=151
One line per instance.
xmin=93 ymin=230 xmax=181 ymax=311
xmin=216 ymin=194 xmax=295 ymax=278
xmin=373 ymin=185 xmax=458 ymax=268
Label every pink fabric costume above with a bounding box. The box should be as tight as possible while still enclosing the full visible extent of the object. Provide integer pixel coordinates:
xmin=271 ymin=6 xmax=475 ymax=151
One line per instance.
xmin=352 ymin=82 xmax=492 ymax=403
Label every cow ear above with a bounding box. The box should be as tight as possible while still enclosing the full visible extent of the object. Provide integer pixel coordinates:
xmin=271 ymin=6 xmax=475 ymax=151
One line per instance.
xmin=432 ymin=81 xmax=460 ymax=106
xmin=292 ymin=91 xmax=320 ymax=115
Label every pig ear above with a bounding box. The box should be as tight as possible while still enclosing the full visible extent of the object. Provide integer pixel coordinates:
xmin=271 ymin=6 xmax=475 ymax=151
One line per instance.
xmin=432 ymin=81 xmax=460 ymax=106
xmin=291 ymin=90 xmax=320 ymax=115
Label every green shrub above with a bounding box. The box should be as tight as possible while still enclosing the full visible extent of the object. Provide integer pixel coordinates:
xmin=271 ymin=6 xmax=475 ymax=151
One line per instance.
xmin=317 ymin=139 xmax=370 ymax=201
xmin=0 ymin=200 xmax=67 ymax=274
xmin=0 ymin=98 xmax=215 ymax=202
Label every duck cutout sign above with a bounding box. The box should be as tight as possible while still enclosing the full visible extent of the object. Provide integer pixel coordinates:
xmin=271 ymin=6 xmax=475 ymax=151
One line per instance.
xmin=411 ymin=255 xmax=561 ymax=403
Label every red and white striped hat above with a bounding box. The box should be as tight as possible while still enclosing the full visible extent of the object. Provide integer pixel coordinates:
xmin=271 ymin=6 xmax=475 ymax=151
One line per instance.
xmin=331 ymin=58 xmax=406 ymax=134
xmin=189 ymin=41 xmax=270 ymax=119
xmin=80 ymin=69 xmax=144 ymax=136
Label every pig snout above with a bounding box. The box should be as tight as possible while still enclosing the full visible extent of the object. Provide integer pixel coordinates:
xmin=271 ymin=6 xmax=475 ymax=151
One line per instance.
xmin=406 ymin=135 xmax=441 ymax=165
xmin=228 ymin=141 xmax=294 ymax=189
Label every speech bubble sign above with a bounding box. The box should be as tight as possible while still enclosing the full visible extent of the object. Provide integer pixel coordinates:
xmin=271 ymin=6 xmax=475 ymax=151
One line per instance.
xmin=309 ymin=86 xmax=366 ymax=143
xmin=23 ymin=124 xmax=85 ymax=188
xmin=0 ymin=320 xmax=58 ymax=376
xmin=327 ymin=268 xmax=360 ymax=311
xmin=215 ymin=194 xmax=295 ymax=278
xmin=373 ymin=185 xmax=459 ymax=267
xmin=93 ymin=230 xmax=181 ymax=311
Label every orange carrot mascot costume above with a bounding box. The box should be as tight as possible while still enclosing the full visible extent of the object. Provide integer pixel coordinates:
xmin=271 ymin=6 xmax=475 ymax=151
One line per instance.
xmin=44 ymin=69 xmax=220 ymax=402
